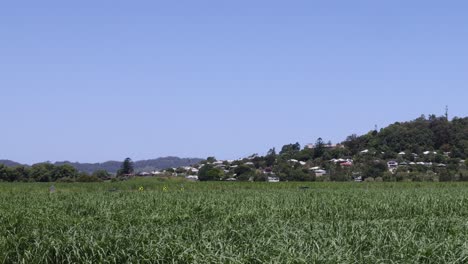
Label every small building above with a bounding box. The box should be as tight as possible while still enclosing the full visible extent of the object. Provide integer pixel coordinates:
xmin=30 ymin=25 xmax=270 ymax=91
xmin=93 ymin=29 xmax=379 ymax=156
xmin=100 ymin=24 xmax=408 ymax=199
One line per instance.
xmin=340 ymin=161 xmax=353 ymax=167
xmin=314 ymin=169 xmax=327 ymax=177
xmin=185 ymin=175 xmax=199 ymax=181
xmin=267 ymin=176 xmax=280 ymax=183
xmin=387 ymin=161 xmax=398 ymax=169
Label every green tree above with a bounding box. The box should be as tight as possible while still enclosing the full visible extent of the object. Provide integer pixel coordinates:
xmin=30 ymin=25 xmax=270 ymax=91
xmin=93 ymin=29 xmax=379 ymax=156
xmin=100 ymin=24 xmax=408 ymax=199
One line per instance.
xmin=13 ymin=166 xmax=30 ymax=182
xmin=30 ymin=163 xmax=54 ymax=182
xmin=0 ymin=164 xmax=9 ymax=181
xmin=234 ymin=165 xmax=254 ymax=180
xmin=265 ymin=148 xmax=277 ymax=167
xmin=76 ymin=172 xmax=102 ymax=182
xmin=279 ymin=143 xmax=301 ymax=159
xmin=118 ymin=158 xmax=134 ymax=176
xmin=313 ymin=138 xmax=325 ymax=159
xmin=296 ymin=148 xmax=314 ymax=162
xmin=92 ymin=170 xmax=111 ymax=180
xmin=206 ymin=157 xmax=217 ymax=163
xmin=363 ymin=161 xmax=387 ymax=179
xmin=51 ymin=164 xmax=78 ymax=181
xmin=439 ymin=169 xmax=453 ymax=182
xmin=198 ymin=164 xmax=223 ymax=181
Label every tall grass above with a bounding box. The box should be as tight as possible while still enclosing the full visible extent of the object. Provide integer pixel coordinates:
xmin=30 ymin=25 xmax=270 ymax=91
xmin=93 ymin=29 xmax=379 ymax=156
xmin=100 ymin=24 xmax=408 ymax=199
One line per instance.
xmin=1 ymin=179 xmax=468 ymax=263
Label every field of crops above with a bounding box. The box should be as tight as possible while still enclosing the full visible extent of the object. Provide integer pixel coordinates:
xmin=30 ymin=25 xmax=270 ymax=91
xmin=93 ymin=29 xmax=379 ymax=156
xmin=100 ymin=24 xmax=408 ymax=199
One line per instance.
xmin=1 ymin=179 xmax=468 ymax=263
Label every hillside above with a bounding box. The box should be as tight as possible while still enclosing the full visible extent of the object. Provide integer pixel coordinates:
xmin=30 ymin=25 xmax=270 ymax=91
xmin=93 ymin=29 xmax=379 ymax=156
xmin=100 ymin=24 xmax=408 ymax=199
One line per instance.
xmin=343 ymin=115 xmax=468 ymax=158
xmin=1 ymin=157 xmax=203 ymax=174
xmin=0 ymin=160 xmax=23 ymax=167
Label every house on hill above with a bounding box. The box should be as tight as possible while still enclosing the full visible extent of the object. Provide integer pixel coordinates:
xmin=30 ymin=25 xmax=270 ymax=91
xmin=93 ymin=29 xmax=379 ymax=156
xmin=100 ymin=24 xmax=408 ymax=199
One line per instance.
xmin=267 ymin=176 xmax=280 ymax=182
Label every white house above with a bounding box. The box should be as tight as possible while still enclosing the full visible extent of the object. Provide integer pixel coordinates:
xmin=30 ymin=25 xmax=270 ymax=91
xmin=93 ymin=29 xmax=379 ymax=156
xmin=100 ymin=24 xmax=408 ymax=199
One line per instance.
xmin=314 ymin=170 xmax=327 ymax=177
xmin=185 ymin=175 xmax=199 ymax=181
xmin=267 ymin=176 xmax=280 ymax=182
xmin=387 ymin=161 xmax=398 ymax=169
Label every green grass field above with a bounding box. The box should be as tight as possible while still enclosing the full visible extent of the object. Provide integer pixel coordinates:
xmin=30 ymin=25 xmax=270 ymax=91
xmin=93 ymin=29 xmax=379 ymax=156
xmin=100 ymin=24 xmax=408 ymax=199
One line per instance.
xmin=2 ymin=179 xmax=468 ymax=263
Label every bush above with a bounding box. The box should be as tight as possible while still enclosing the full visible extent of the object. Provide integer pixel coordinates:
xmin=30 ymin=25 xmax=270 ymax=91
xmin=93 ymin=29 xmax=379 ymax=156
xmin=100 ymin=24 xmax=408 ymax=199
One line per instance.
xmin=439 ymin=170 xmax=453 ymax=182
xmin=56 ymin=177 xmax=75 ymax=183
xmin=76 ymin=175 xmax=102 ymax=182
xmin=198 ymin=165 xmax=223 ymax=181
xmin=382 ymin=172 xmax=396 ymax=182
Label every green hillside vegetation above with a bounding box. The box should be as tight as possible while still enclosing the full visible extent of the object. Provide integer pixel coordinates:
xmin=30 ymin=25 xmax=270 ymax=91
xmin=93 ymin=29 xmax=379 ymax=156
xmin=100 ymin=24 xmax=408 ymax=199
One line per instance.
xmin=197 ymin=115 xmax=468 ymax=182
xmin=1 ymin=114 xmax=468 ymax=183
xmin=344 ymin=114 xmax=468 ymax=158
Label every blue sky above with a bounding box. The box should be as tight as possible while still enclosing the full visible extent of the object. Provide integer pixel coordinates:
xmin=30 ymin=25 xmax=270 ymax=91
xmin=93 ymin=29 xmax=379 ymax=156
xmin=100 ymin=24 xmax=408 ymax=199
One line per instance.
xmin=1 ymin=1 xmax=467 ymax=164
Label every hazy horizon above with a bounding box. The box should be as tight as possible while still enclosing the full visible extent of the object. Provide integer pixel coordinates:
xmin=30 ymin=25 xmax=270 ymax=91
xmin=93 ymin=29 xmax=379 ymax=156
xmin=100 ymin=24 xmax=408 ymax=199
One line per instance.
xmin=2 ymin=1 xmax=468 ymax=164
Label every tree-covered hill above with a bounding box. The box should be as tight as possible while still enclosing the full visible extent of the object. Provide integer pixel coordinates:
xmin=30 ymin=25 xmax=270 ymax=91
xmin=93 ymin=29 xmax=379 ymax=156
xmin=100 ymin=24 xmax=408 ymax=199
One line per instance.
xmin=54 ymin=157 xmax=203 ymax=174
xmin=0 ymin=160 xmax=23 ymax=167
xmin=344 ymin=115 xmax=468 ymax=159
xmin=1 ymin=157 xmax=203 ymax=174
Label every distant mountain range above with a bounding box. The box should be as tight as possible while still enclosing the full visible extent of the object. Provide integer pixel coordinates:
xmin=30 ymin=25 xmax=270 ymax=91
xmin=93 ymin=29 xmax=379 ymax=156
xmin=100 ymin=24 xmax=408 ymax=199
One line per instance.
xmin=0 ymin=157 xmax=203 ymax=174
xmin=0 ymin=160 xmax=23 ymax=167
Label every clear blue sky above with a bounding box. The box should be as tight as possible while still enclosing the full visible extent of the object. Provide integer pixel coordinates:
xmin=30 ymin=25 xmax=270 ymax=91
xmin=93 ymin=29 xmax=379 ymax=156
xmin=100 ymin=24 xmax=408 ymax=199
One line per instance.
xmin=1 ymin=1 xmax=467 ymax=164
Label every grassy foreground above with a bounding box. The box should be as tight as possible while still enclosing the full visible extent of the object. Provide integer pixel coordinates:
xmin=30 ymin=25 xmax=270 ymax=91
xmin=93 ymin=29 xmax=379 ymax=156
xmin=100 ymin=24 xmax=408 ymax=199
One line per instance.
xmin=1 ymin=179 xmax=468 ymax=263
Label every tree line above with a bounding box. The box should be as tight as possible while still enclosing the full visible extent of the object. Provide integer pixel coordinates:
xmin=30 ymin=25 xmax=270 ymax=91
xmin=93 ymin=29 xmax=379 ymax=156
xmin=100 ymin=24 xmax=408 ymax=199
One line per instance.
xmin=0 ymin=158 xmax=135 ymax=182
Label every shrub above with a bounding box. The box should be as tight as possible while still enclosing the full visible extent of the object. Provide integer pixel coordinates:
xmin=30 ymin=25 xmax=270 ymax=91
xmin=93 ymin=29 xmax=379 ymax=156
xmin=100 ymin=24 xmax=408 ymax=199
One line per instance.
xmin=56 ymin=177 xmax=75 ymax=183
xmin=76 ymin=175 xmax=102 ymax=182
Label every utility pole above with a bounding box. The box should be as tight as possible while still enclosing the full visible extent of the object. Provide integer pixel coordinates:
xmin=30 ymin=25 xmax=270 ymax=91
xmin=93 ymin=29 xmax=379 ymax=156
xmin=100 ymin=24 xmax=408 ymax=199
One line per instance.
xmin=445 ymin=105 xmax=449 ymax=121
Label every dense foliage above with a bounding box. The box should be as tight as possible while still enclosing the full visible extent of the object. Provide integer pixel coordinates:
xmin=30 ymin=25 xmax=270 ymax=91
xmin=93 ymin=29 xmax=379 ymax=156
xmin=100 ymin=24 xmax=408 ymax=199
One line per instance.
xmin=0 ymin=157 xmax=203 ymax=174
xmin=2 ymin=179 xmax=468 ymax=263
xmin=344 ymin=115 xmax=468 ymax=158
xmin=199 ymin=115 xmax=468 ymax=182
xmin=0 ymin=163 xmax=104 ymax=183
